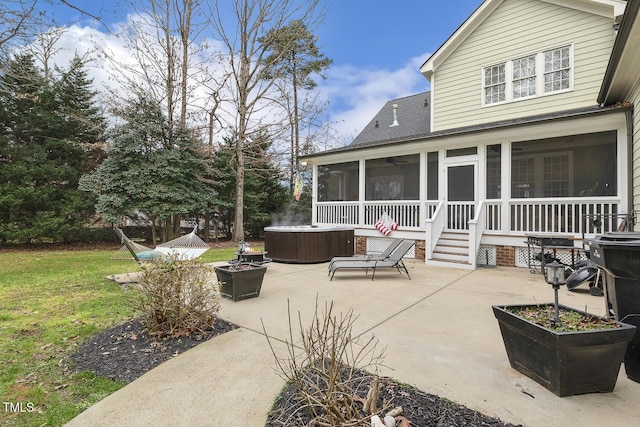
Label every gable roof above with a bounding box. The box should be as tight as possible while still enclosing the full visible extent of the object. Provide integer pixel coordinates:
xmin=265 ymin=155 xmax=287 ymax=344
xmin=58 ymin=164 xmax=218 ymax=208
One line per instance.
xmin=350 ymin=92 xmax=431 ymax=147
xmin=420 ymin=0 xmax=627 ymax=80
xmin=598 ymin=0 xmax=640 ymax=104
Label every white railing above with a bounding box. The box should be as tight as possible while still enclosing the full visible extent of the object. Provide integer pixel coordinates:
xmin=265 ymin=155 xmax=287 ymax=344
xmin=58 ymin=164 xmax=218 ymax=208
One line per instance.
xmin=446 ymin=202 xmax=476 ymax=231
xmin=468 ymin=201 xmax=487 ymax=268
xmin=316 ymin=202 xmax=359 ymax=225
xmin=424 ymin=201 xmax=440 ymax=221
xmin=364 ymin=201 xmax=421 ymax=228
xmin=315 ymin=198 xmax=622 ymax=237
xmin=510 ymin=198 xmax=621 ymax=235
xmin=425 ymin=201 xmax=445 ymax=259
xmin=485 ymin=201 xmax=502 ymax=232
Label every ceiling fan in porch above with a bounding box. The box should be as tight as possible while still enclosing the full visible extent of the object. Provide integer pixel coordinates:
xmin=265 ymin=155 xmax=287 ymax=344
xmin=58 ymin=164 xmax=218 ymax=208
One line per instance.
xmin=384 ymin=157 xmax=408 ymax=165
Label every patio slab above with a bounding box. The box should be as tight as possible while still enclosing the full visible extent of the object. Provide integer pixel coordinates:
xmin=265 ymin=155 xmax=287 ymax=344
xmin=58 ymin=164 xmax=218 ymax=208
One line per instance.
xmin=66 ymin=260 xmax=640 ymax=427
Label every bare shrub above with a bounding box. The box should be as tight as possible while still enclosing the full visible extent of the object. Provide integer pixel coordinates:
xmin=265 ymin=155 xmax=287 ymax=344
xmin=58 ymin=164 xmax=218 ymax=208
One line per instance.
xmin=130 ymin=257 xmax=221 ymax=338
xmin=264 ymin=298 xmax=388 ymax=426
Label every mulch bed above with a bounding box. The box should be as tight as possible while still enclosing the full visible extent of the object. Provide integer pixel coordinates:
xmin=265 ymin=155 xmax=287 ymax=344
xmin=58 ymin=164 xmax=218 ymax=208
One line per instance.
xmin=69 ymin=317 xmax=238 ymax=383
xmin=70 ymin=318 xmax=521 ymax=426
xmin=265 ymin=374 xmax=522 ymax=427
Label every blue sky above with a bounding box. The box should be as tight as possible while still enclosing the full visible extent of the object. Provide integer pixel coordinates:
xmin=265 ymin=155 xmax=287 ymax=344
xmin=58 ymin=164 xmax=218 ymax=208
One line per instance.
xmin=43 ymin=0 xmax=484 ymax=143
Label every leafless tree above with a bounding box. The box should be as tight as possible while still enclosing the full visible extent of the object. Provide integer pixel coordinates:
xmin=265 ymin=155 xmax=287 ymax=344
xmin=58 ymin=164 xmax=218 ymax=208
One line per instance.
xmin=0 ymin=1 xmax=102 ymax=56
xmin=205 ymin=0 xmax=321 ymax=241
xmin=102 ymin=0 xmax=214 ymax=240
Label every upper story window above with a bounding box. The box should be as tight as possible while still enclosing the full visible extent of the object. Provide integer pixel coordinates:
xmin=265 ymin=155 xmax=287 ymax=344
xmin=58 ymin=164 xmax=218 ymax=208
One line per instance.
xmin=512 ymin=55 xmax=536 ymax=99
xmin=483 ymin=45 xmax=572 ymax=106
xmin=544 ymin=46 xmax=571 ymax=92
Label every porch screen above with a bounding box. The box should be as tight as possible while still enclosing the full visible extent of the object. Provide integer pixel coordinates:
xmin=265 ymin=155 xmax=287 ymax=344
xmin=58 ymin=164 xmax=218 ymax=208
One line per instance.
xmin=511 ymin=131 xmax=616 ymax=198
xmin=317 ymin=161 xmax=359 ymax=201
xmin=365 ymin=154 xmax=419 ymax=200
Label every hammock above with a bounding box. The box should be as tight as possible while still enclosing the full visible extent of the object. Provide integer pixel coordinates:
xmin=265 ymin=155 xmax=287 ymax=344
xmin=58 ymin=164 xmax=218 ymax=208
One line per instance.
xmin=113 ymin=228 xmax=167 ymax=262
xmin=155 ymin=226 xmax=210 ymax=260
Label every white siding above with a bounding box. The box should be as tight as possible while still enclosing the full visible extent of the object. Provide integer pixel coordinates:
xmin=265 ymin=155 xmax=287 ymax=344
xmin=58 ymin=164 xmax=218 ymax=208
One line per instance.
xmin=433 ymin=0 xmax=616 ymax=131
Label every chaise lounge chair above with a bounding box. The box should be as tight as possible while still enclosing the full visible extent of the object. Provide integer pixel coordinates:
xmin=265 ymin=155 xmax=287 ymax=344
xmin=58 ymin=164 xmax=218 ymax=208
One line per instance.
xmin=329 ymin=240 xmax=415 ymax=281
xmin=328 ymin=238 xmax=403 ymax=271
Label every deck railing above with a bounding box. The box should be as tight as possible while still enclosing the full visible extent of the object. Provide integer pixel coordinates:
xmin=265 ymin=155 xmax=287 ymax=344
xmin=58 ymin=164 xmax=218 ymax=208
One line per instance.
xmin=509 ymin=198 xmax=621 ymax=235
xmin=363 ymin=201 xmax=421 ymax=228
xmin=425 ymin=201 xmax=445 ymax=258
xmin=316 ymin=202 xmax=359 ymax=225
xmin=446 ymin=202 xmax=475 ymax=231
xmin=315 ymin=198 xmax=622 ymax=236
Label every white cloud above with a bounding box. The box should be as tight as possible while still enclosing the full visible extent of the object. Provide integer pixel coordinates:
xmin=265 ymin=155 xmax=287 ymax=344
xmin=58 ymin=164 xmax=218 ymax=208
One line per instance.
xmin=317 ymin=53 xmax=431 ymax=144
xmin=32 ymin=22 xmax=434 ymax=149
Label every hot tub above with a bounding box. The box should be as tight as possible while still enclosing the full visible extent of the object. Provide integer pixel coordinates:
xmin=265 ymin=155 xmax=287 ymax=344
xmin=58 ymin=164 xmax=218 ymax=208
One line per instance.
xmin=264 ymin=225 xmax=354 ymax=263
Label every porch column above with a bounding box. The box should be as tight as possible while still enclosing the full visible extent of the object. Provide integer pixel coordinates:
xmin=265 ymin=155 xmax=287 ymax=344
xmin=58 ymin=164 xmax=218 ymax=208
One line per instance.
xmin=311 ymin=163 xmax=317 ymax=224
xmin=359 ymin=159 xmax=366 ymax=227
xmin=501 ymin=141 xmax=510 ymax=233
xmin=419 ymin=151 xmax=427 ymax=229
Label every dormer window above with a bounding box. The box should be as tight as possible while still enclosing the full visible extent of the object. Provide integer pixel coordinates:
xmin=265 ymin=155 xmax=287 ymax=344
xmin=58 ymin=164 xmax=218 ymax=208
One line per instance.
xmin=483 ymin=45 xmax=572 ymax=106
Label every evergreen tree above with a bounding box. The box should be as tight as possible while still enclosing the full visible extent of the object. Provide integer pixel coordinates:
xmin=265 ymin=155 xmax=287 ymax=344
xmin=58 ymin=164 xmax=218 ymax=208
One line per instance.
xmin=0 ymin=54 xmax=104 ymax=243
xmin=79 ymin=96 xmax=215 ymax=241
xmin=211 ymin=132 xmax=288 ymax=238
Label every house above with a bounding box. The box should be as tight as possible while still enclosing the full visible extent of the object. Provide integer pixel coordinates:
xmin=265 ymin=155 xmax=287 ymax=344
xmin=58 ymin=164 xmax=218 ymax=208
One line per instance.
xmin=301 ymin=0 xmax=634 ymax=269
xmin=598 ymin=0 xmax=640 ymax=215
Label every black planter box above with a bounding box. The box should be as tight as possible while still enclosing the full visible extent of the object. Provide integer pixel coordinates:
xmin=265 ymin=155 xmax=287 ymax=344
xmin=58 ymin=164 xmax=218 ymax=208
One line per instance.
xmin=214 ymin=265 xmax=267 ymax=301
xmin=493 ymin=304 xmax=636 ymax=397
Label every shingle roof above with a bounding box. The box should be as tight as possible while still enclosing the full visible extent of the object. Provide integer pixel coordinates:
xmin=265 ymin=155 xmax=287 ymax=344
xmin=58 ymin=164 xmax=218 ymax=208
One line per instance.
xmin=302 ymin=102 xmax=631 ymax=158
xmin=350 ymin=92 xmax=431 ymax=147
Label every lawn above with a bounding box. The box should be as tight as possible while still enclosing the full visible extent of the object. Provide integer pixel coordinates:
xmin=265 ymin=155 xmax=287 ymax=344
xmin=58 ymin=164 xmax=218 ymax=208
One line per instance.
xmin=0 ymin=244 xmax=243 ymax=426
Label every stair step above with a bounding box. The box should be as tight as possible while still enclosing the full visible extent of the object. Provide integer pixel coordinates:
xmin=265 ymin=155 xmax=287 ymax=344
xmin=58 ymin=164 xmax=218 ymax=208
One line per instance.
xmin=434 ymin=245 xmax=468 ymax=255
xmin=438 ymin=239 xmax=468 ymax=248
xmin=440 ymin=233 xmax=469 ymax=241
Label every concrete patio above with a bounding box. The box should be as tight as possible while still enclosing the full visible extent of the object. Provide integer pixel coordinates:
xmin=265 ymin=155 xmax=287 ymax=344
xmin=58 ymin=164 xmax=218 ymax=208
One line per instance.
xmin=67 ymin=260 xmax=640 ymax=426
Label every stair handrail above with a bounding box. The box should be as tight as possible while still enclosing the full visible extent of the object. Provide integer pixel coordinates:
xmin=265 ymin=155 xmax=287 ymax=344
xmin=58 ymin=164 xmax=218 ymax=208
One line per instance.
xmin=425 ymin=200 xmax=445 ymax=259
xmin=467 ymin=200 xmax=486 ymax=268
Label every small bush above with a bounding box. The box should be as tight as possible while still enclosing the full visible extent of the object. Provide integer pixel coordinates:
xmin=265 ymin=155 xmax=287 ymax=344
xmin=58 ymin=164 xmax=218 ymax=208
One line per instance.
xmin=264 ymin=298 xmax=387 ymax=425
xmin=130 ymin=257 xmax=221 ymax=338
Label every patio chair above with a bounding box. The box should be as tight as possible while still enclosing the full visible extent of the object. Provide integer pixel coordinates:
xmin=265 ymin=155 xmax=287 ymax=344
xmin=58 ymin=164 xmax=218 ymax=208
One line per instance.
xmin=114 ymin=228 xmax=166 ymax=262
xmin=328 ymin=238 xmax=403 ymax=271
xmin=329 ymin=240 xmax=415 ymax=281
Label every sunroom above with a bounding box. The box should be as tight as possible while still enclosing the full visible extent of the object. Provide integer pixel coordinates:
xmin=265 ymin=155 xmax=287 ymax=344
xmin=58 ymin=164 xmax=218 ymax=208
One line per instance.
xmin=302 ymin=104 xmax=633 ymax=269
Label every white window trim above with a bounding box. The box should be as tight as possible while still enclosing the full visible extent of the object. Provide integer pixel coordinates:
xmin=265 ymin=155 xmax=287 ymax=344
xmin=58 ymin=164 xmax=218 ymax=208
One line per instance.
xmin=482 ymin=44 xmax=574 ymax=107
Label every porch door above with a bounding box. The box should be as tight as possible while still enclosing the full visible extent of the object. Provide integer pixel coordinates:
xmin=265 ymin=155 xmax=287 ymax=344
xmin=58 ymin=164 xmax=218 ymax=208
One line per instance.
xmin=446 ymin=163 xmax=477 ymax=230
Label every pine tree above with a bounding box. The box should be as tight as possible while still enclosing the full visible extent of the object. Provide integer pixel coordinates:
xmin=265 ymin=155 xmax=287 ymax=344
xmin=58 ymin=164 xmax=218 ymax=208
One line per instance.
xmin=0 ymin=54 xmax=105 ymax=243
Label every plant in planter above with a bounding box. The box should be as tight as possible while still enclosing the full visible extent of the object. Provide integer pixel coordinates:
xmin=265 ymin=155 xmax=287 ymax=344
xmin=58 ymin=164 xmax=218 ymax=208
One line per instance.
xmin=493 ymin=261 xmax=636 ymax=397
xmin=214 ymin=262 xmax=267 ymax=301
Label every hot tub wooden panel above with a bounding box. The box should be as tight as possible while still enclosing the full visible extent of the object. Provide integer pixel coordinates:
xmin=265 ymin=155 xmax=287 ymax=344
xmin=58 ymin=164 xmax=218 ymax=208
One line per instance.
xmin=264 ymin=227 xmax=354 ymax=263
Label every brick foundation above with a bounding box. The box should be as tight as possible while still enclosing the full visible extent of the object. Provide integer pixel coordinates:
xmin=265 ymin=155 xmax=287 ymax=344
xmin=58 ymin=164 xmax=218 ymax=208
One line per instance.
xmin=355 ymin=236 xmax=367 ymax=255
xmin=414 ymin=239 xmax=425 ymax=260
xmin=496 ymin=245 xmax=515 ymax=267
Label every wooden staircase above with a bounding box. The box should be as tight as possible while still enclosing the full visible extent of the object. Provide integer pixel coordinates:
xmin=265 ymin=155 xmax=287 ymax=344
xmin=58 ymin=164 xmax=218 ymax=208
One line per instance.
xmin=426 ymin=231 xmax=473 ymax=269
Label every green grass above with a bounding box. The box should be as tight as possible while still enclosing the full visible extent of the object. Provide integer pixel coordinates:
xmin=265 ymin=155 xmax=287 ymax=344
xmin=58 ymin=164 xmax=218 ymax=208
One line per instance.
xmin=0 ymin=244 xmax=250 ymax=426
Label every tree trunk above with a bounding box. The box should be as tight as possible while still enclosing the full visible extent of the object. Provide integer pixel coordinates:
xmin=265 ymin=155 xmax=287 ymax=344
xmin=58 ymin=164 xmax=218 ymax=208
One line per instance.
xmin=204 ymin=211 xmax=210 ymax=243
xmin=151 ymin=215 xmax=157 ymax=244
xmin=233 ymin=140 xmax=245 ymax=242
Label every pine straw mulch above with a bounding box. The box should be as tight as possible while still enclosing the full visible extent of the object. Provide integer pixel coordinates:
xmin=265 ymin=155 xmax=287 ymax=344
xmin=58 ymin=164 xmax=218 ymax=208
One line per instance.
xmin=70 ymin=318 xmax=521 ymax=426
